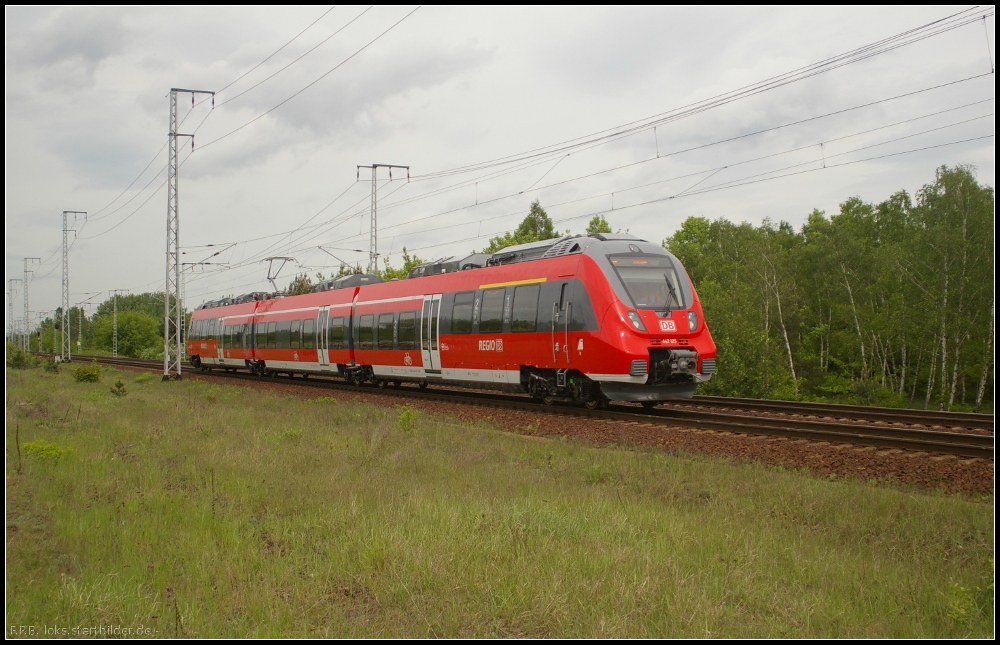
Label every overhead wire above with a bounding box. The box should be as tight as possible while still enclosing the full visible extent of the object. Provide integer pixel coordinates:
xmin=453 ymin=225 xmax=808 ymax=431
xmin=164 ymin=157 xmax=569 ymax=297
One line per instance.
xmin=226 ymin=73 xmax=992 ymax=255
xmin=320 ymin=107 xmax=998 ymax=250
xmin=180 ymin=89 xmax=997 ymax=282
xmin=217 ymin=7 xmax=372 ymax=107
xmin=181 ymin=108 xmax=995 ymax=292
xmin=410 ymin=8 xmax=992 ymax=181
xmin=196 ymin=6 xmax=422 ymax=151
xmin=215 ymin=6 xmax=338 ymax=96
xmin=81 ymin=6 xmax=344 ymax=227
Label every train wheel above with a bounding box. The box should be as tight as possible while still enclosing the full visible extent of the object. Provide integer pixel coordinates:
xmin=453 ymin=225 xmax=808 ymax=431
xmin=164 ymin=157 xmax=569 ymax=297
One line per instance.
xmin=585 ymin=397 xmax=609 ymax=410
xmin=393 ymin=380 xmax=402 ymax=388
xmin=418 ymin=381 xmax=428 ymax=390
xmin=543 ymin=396 xmax=555 ymax=406
xmin=641 ymin=401 xmax=658 ymax=409
xmin=376 ymin=379 xmax=387 ymax=389
xmin=302 ymin=373 xmax=309 ymax=379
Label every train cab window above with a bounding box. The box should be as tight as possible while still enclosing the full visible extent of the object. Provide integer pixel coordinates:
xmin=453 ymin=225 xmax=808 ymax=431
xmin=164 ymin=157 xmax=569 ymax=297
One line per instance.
xmin=609 ymin=254 xmax=689 ymax=311
xmin=398 ymin=312 xmax=416 ymax=349
xmin=289 ymin=320 xmax=301 ymax=349
xmin=452 ymin=292 xmax=474 ymax=334
xmin=276 ymin=320 xmax=291 ymax=348
xmin=358 ymin=314 xmax=374 ymax=349
xmin=377 ymin=314 xmax=394 ymax=349
xmin=303 ymin=319 xmax=315 ymax=349
xmin=329 ymin=317 xmax=345 ymax=349
xmin=511 ymin=284 xmax=540 ymax=332
xmin=480 ymin=288 xmax=505 ymax=333
xmin=267 ymin=322 xmax=277 ymax=349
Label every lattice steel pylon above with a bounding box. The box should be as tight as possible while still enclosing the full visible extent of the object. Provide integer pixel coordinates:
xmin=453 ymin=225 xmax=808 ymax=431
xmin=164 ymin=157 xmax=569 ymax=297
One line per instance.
xmin=22 ymin=257 xmax=39 ymax=351
xmin=61 ymin=210 xmax=85 ymax=362
xmin=111 ymin=289 xmax=129 ymax=358
xmin=164 ymin=88 xmax=213 ymax=380
xmin=7 ymin=278 xmax=21 ymax=344
xmin=356 ymin=164 xmax=409 ymax=273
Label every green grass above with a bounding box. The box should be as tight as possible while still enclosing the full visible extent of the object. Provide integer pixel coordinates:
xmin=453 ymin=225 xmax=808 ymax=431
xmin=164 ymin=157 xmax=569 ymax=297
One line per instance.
xmin=5 ymin=367 xmax=994 ymax=637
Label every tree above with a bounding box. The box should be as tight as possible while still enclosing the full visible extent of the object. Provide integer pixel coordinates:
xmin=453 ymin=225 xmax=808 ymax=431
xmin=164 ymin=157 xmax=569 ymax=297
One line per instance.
xmin=92 ymin=311 xmax=162 ymax=358
xmin=379 ymin=247 xmax=424 ymax=281
xmin=286 ymin=273 xmax=314 ymax=295
xmin=482 ymin=200 xmax=558 ymax=253
xmin=586 ymin=214 xmax=612 ymax=235
xmin=660 ymin=164 xmax=993 ymax=410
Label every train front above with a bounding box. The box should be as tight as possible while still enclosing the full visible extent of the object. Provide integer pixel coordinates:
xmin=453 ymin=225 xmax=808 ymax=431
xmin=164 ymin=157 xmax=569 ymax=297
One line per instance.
xmin=580 ymin=235 xmax=716 ymax=403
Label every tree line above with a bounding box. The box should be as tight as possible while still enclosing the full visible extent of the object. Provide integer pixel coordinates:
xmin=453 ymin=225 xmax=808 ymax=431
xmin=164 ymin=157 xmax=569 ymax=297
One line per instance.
xmin=665 ymin=164 xmax=993 ymax=411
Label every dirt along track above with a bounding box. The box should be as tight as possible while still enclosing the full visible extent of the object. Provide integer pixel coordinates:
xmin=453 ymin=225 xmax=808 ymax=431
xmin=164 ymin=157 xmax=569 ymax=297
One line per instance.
xmin=75 ymin=355 xmax=994 ymax=495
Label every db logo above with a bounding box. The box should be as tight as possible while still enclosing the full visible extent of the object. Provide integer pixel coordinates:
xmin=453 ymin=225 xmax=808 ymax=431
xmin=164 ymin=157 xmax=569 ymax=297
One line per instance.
xmin=659 ymin=320 xmax=676 ymax=332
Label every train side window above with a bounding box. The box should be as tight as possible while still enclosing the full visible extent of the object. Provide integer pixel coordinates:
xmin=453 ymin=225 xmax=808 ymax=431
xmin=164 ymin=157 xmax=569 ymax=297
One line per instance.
xmin=267 ymin=322 xmax=276 ymax=349
xmin=398 ymin=312 xmax=416 ymax=349
xmin=256 ymin=323 xmax=266 ymax=349
xmin=303 ymin=319 xmax=315 ymax=349
xmin=329 ymin=316 xmax=345 ymax=349
xmin=452 ymin=291 xmax=474 ymax=334
xmin=276 ymin=320 xmax=291 ymax=349
xmin=378 ymin=313 xmax=394 ymax=349
xmin=358 ymin=314 xmax=374 ymax=350
xmin=480 ymin=288 xmax=505 ymax=333
xmin=289 ymin=320 xmax=301 ymax=349
xmin=568 ymin=279 xmax=599 ymax=331
xmin=511 ymin=284 xmax=540 ymax=332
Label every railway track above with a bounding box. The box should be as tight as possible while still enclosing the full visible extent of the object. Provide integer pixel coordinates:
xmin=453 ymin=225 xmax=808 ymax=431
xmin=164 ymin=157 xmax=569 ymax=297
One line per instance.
xmin=680 ymin=395 xmax=993 ymax=431
xmin=61 ymin=354 xmax=995 ymax=460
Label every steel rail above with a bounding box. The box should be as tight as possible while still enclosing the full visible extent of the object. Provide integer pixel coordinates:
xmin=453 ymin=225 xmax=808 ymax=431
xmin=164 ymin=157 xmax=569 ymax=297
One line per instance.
xmin=684 ymin=395 xmax=993 ymax=430
xmin=66 ymin=354 xmax=994 ymax=460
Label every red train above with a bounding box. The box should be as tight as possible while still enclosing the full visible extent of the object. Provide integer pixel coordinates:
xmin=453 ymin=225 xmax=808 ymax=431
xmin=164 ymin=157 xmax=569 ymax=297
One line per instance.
xmin=185 ymin=233 xmax=717 ymax=407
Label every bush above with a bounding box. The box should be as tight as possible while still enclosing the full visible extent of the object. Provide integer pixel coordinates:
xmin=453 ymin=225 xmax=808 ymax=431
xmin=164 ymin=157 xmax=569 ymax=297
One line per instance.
xmin=22 ymin=439 xmax=73 ymax=459
xmin=43 ymin=360 xmax=60 ymax=373
xmin=6 ymin=343 xmax=34 ymax=369
xmin=73 ymin=360 xmax=102 ymax=383
xmin=110 ymin=379 xmax=126 ymax=397
xmin=398 ymin=404 xmax=421 ymax=434
xmin=138 ymin=346 xmax=163 ymax=361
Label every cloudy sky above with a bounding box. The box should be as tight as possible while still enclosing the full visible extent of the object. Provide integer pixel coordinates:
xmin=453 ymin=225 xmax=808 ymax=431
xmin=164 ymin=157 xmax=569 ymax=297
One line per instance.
xmin=5 ymin=6 xmax=995 ymax=326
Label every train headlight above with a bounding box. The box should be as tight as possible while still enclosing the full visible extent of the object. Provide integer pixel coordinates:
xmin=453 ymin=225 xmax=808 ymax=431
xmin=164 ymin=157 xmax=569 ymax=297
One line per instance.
xmin=627 ymin=310 xmax=646 ymax=331
xmin=688 ymin=311 xmax=699 ymax=332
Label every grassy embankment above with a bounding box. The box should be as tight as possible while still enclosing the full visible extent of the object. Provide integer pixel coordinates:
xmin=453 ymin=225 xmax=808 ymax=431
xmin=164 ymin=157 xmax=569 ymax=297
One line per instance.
xmin=5 ymin=364 xmax=994 ymax=637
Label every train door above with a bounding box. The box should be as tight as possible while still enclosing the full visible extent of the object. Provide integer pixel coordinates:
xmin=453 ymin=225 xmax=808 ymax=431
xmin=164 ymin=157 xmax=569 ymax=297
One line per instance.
xmin=420 ymin=294 xmax=442 ymax=374
xmin=317 ymin=307 xmax=329 ymax=367
xmin=216 ymin=318 xmax=224 ymax=362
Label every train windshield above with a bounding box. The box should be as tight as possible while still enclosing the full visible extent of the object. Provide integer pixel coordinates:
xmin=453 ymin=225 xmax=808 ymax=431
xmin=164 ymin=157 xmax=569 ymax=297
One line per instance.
xmin=609 ymin=255 xmax=688 ymax=311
